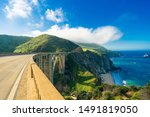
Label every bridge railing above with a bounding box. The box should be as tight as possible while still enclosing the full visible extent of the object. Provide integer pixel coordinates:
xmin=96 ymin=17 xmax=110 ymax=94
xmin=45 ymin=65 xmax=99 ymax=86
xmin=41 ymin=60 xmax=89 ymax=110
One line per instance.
xmin=0 ymin=53 xmax=36 ymax=57
xmin=28 ymin=57 xmax=64 ymax=100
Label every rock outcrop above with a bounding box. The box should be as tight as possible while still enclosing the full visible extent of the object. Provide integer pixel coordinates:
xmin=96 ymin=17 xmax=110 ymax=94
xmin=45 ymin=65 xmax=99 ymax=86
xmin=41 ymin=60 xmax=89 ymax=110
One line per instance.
xmin=54 ymin=50 xmax=117 ymax=93
xmin=67 ymin=50 xmax=117 ymax=79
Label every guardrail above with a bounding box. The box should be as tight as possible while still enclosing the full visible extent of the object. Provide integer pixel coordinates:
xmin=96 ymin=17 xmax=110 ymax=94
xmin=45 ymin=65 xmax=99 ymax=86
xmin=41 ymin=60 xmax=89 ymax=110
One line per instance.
xmin=25 ymin=56 xmax=64 ymax=100
xmin=0 ymin=53 xmax=36 ymax=57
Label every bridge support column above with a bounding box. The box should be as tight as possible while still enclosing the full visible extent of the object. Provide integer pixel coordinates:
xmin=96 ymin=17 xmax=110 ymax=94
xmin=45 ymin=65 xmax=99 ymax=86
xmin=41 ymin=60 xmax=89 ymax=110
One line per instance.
xmin=34 ymin=53 xmax=66 ymax=85
xmin=49 ymin=54 xmax=53 ymax=83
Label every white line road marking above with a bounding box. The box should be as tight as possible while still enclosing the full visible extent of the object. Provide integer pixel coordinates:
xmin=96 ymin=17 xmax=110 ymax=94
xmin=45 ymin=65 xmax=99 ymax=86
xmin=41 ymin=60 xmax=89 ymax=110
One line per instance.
xmin=7 ymin=61 xmax=29 ymax=100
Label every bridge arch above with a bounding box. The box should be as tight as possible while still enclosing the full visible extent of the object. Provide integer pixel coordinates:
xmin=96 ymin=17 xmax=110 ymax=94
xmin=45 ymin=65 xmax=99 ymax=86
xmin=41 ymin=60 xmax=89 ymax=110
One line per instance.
xmin=33 ymin=53 xmax=66 ymax=84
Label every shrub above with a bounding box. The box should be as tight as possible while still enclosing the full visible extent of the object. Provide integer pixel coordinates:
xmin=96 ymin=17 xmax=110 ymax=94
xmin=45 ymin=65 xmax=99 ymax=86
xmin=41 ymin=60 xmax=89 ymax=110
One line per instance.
xmin=120 ymin=86 xmax=129 ymax=95
xmin=139 ymin=85 xmax=150 ymax=100
xmin=101 ymin=91 xmax=115 ymax=100
xmin=129 ymin=86 xmax=140 ymax=92
xmin=131 ymin=92 xmax=140 ymax=100
xmin=92 ymin=88 xmax=102 ymax=99
xmin=77 ymin=91 xmax=92 ymax=100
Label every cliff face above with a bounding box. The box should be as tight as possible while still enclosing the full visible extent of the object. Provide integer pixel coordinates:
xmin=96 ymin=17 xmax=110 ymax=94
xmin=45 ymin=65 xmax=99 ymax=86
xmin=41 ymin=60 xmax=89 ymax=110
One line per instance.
xmin=54 ymin=50 xmax=117 ymax=94
xmin=66 ymin=51 xmax=116 ymax=80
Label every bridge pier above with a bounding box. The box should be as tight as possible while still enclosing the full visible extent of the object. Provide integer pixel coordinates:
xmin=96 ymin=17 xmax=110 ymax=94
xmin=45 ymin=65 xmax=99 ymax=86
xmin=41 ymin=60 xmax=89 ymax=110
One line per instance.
xmin=33 ymin=53 xmax=66 ymax=84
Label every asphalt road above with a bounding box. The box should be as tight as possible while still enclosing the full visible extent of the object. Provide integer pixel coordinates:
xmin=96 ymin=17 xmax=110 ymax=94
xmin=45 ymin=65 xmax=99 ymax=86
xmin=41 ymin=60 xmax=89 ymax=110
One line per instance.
xmin=0 ymin=55 xmax=33 ymax=99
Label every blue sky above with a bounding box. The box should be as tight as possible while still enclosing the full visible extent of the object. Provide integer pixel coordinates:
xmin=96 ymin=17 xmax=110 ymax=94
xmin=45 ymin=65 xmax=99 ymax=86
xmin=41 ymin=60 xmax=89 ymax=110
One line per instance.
xmin=0 ymin=0 xmax=150 ymax=50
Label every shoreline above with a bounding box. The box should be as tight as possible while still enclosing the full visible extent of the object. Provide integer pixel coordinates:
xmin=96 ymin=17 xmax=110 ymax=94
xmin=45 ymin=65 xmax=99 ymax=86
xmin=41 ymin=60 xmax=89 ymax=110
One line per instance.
xmin=102 ymin=71 xmax=123 ymax=85
xmin=101 ymin=72 xmax=115 ymax=85
xmin=111 ymin=71 xmax=123 ymax=85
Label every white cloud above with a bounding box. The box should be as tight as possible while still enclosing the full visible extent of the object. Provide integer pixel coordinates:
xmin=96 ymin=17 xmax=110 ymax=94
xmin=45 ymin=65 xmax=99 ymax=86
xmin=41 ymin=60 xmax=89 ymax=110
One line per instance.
xmin=35 ymin=22 xmax=43 ymax=28
xmin=40 ymin=16 xmax=44 ymax=20
xmin=30 ymin=24 xmax=123 ymax=45
xmin=27 ymin=22 xmax=43 ymax=28
xmin=4 ymin=0 xmax=38 ymax=19
xmin=31 ymin=0 xmax=38 ymax=6
xmin=4 ymin=0 xmax=31 ymax=19
xmin=45 ymin=8 xmax=64 ymax=23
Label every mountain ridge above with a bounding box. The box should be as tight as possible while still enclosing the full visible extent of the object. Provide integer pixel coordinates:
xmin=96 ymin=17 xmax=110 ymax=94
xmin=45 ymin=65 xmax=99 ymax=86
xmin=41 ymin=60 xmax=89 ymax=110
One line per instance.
xmin=0 ymin=35 xmax=31 ymax=53
xmin=14 ymin=34 xmax=82 ymax=53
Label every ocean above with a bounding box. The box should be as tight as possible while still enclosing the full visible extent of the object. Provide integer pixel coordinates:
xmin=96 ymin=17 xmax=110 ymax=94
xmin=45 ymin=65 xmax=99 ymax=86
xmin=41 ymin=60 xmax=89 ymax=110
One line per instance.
xmin=111 ymin=50 xmax=150 ymax=86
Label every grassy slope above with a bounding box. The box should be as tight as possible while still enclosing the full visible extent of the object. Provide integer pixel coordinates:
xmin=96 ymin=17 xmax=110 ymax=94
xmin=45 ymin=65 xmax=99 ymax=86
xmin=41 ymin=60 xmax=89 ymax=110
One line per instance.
xmin=0 ymin=35 xmax=31 ymax=53
xmin=77 ymin=43 xmax=107 ymax=53
xmin=77 ymin=43 xmax=107 ymax=51
xmin=14 ymin=34 xmax=80 ymax=53
xmin=77 ymin=43 xmax=120 ymax=57
xmin=54 ymin=52 xmax=99 ymax=99
xmin=75 ymin=71 xmax=97 ymax=92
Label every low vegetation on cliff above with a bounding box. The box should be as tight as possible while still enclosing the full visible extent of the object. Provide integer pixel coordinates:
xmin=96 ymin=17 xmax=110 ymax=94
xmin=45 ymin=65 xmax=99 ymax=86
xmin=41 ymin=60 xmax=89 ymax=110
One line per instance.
xmin=77 ymin=43 xmax=120 ymax=57
xmin=54 ymin=49 xmax=150 ymax=100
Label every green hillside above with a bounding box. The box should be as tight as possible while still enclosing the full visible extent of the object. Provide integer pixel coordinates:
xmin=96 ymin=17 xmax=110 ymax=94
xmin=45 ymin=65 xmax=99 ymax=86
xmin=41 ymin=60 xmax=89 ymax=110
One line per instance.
xmin=77 ymin=43 xmax=120 ymax=57
xmin=0 ymin=33 xmax=149 ymax=100
xmin=14 ymin=34 xmax=82 ymax=53
xmin=0 ymin=35 xmax=30 ymax=53
xmin=54 ymin=50 xmax=150 ymax=100
xmin=77 ymin=43 xmax=107 ymax=51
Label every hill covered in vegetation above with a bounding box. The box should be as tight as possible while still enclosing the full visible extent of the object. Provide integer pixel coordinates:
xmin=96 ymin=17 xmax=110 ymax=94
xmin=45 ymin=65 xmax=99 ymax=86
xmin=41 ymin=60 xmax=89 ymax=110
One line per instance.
xmin=0 ymin=34 xmax=149 ymax=100
xmin=0 ymin=35 xmax=30 ymax=53
xmin=54 ymin=50 xmax=150 ymax=100
xmin=14 ymin=34 xmax=82 ymax=53
xmin=77 ymin=43 xmax=120 ymax=57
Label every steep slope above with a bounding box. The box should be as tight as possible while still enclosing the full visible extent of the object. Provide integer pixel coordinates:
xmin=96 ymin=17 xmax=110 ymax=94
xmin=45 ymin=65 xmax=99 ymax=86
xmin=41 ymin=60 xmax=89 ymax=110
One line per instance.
xmin=54 ymin=50 xmax=118 ymax=98
xmin=77 ymin=43 xmax=107 ymax=52
xmin=14 ymin=34 xmax=82 ymax=53
xmin=54 ymin=51 xmax=149 ymax=100
xmin=69 ymin=51 xmax=117 ymax=75
xmin=77 ymin=43 xmax=120 ymax=57
xmin=0 ymin=35 xmax=31 ymax=53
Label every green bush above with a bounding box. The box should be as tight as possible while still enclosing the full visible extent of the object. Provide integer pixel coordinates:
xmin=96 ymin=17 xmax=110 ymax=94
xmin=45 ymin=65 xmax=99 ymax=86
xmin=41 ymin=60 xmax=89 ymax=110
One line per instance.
xmin=131 ymin=92 xmax=140 ymax=100
xmin=77 ymin=91 xmax=92 ymax=100
xmin=101 ymin=91 xmax=115 ymax=100
xmin=92 ymin=88 xmax=102 ymax=99
xmin=120 ymin=86 xmax=129 ymax=95
xmin=129 ymin=86 xmax=140 ymax=92
xmin=139 ymin=84 xmax=150 ymax=100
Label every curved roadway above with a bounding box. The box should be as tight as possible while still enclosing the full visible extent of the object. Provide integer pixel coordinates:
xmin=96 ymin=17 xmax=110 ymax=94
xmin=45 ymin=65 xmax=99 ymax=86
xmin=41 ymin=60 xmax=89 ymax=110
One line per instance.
xmin=0 ymin=55 xmax=33 ymax=99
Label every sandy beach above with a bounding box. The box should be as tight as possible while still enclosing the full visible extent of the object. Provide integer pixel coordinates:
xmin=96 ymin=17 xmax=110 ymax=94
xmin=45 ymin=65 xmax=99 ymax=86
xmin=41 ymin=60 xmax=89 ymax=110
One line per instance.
xmin=101 ymin=72 xmax=115 ymax=85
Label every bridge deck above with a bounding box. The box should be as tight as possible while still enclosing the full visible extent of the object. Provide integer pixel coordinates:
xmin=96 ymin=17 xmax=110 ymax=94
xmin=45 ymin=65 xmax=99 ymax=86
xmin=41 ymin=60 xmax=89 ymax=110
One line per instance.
xmin=0 ymin=54 xmax=64 ymax=100
xmin=0 ymin=55 xmax=33 ymax=99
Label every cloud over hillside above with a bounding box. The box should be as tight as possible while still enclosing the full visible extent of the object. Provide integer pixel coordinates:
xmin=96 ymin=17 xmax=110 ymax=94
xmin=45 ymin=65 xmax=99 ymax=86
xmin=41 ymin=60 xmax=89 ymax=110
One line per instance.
xmin=30 ymin=24 xmax=123 ymax=45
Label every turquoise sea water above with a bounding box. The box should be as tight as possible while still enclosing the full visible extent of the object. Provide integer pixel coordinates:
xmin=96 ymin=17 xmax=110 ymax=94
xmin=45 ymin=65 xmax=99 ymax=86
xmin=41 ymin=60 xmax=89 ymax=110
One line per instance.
xmin=111 ymin=50 xmax=150 ymax=86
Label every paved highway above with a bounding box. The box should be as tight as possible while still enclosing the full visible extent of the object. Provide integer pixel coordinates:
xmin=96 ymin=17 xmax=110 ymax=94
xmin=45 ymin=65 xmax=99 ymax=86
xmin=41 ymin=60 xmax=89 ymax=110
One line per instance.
xmin=0 ymin=55 xmax=33 ymax=99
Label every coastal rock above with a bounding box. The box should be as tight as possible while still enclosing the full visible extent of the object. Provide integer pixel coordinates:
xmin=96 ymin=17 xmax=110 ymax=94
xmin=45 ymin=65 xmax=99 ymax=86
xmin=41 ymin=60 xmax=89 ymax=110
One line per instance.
xmin=68 ymin=50 xmax=117 ymax=78
xmin=54 ymin=50 xmax=118 ymax=92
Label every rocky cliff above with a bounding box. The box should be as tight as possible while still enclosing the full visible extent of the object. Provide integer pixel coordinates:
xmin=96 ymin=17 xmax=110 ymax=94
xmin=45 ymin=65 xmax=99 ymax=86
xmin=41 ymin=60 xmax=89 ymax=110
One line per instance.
xmin=54 ymin=50 xmax=118 ymax=96
xmin=68 ymin=50 xmax=117 ymax=79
